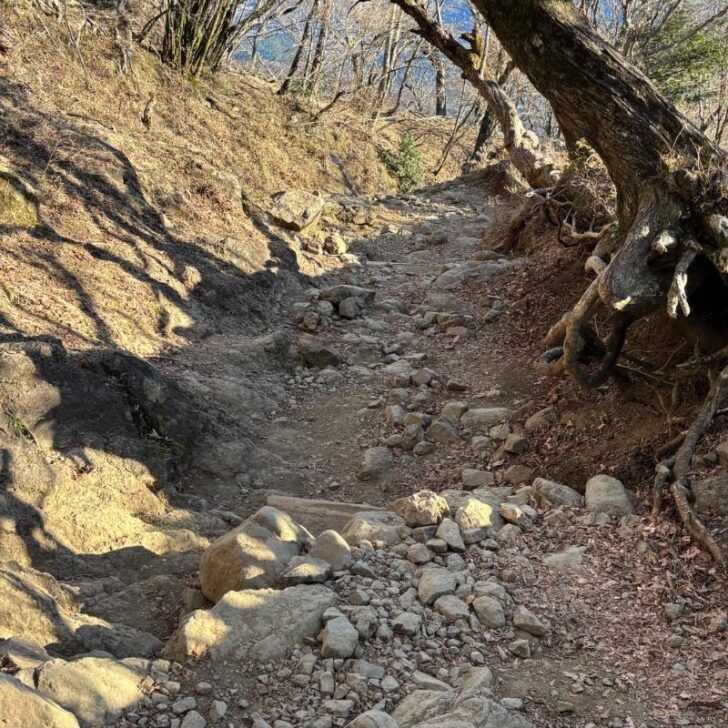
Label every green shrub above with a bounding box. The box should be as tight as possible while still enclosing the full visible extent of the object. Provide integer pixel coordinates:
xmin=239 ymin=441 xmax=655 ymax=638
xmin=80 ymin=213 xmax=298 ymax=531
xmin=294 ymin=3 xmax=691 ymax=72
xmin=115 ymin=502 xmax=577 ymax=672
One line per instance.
xmin=381 ymin=134 xmax=424 ymax=192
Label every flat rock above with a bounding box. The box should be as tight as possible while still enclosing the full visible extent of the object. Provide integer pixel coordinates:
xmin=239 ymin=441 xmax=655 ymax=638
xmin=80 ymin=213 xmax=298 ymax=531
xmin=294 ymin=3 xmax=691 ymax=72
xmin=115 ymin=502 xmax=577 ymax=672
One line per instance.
xmin=434 ymin=595 xmax=470 ymax=622
xmin=585 ymin=475 xmax=634 ymax=515
xmin=341 ymin=511 xmax=404 ymax=545
xmin=418 ymin=568 xmax=457 ymax=605
xmin=460 ymin=407 xmax=512 ymax=430
xmin=0 ymin=673 xmax=80 ymax=728
xmin=533 ymin=478 xmax=584 ymax=507
xmin=320 ymin=285 xmax=376 ymax=305
xmin=165 ymin=584 xmax=337 ymax=662
xmin=543 ymin=546 xmax=586 ymax=571
xmin=345 ymin=711 xmax=399 ymax=728
xmin=462 ymin=469 xmax=495 ymax=489
xmin=513 ymin=605 xmax=547 ymax=637
xmin=34 ymin=656 xmax=147 ymax=728
xmin=281 ymin=556 xmax=332 ymax=585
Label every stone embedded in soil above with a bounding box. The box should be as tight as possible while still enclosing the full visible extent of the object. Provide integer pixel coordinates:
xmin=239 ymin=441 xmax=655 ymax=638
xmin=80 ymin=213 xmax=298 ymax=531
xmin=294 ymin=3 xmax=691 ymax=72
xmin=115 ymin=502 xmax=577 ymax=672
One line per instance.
xmin=533 ymin=477 xmax=584 ymax=507
xmin=358 ymin=447 xmax=395 ymax=481
xmin=543 ymin=545 xmax=586 ymax=571
xmin=473 ymin=596 xmax=506 ymax=628
xmin=434 ymin=594 xmax=471 ymax=622
xmin=298 ymin=334 xmax=343 ymax=369
xmin=504 ymin=433 xmax=528 ymax=454
xmin=462 ymin=468 xmax=495 ymax=489
xmin=345 ymin=711 xmax=399 ymax=728
xmin=585 ymin=475 xmax=634 ymax=515
xmin=392 ymin=611 xmax=422 ymax=635
xmin=460 ymin=407 xmax=512 ymax=430
xmin=425 ymin=417 xmax=461 ymax=443
xmin=692 ymin=473 xmax=728 ymax=515
xmin=319 ymin=285 xmax=376 ymax=305
xmin=503 ymin=464 xmax=534 ymax=485
xmin=341 ymin=511 xmax=404 ymax=546
xmin=165 ymin=584 xmax=337 ymax=662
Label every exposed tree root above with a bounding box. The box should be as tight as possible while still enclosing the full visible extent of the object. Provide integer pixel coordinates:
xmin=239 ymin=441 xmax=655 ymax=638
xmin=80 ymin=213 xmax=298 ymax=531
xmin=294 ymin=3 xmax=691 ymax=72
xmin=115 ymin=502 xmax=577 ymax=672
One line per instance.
xmin=652 ymin=364 xmax=728 ymax=566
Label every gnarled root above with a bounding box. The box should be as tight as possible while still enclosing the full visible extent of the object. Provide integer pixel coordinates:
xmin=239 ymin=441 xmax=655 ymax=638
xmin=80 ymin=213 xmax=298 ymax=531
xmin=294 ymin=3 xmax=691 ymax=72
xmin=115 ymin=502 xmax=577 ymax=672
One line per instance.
xmin=653 ymin=363 xmax=728 ymax=566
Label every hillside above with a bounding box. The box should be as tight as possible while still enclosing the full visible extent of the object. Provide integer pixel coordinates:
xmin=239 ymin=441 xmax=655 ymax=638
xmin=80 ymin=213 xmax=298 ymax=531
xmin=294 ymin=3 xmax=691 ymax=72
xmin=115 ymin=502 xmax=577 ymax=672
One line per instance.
xmin=1 ymin=3 xmax=727 ymax=728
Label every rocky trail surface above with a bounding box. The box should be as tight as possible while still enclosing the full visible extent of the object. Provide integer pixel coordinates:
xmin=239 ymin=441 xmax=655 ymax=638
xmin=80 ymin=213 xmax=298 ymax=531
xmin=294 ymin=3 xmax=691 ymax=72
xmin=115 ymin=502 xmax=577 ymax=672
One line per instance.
xmin=2 ymin=174 xmax=727 ymax=728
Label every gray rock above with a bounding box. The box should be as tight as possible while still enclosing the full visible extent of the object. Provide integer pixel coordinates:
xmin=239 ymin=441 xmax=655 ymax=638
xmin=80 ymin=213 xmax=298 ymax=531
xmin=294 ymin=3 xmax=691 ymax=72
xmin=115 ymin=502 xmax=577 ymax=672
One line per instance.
xmin=165 ymin=585 xmax=337 ymax=662
xmin=692 ymin=474 xmax=728 ymax=515
xmin=543 ymin=546 xmax=586 ymax=571
xmin=509 ymin=639 xmax=531 ymax=658
xmin=309 ymin=530 xmax=353 ymax=570
xmin=282 ymin=556 xmax=332 ymax=585
xmin=460 ymin=407 xmax=512 ymax=429
xmin=392 ymin=612 xmax=422 ymax=635
xmin=358 ymin=447 xmax=395 ymax=481
xmin=407 ymin=543 xmax=433 ymax=565
xmin=320 ymin=285 xmax=376 ymax=305
xmin=339 ymin=297 xmax=366 ymax=319
xmin=435 ymin=518 xmax=465 ymax=552
xmin=181 ymin=711 xmax=206 ymax=728
xmin=434 ymin=595 xmax=470 ymax=623
xmin=462 ymin=469 xmax=495 ymax=489
xmin=418 ymin=569 xmax=457 ymax=605
xmin=298 ymin=335 xmax=342 ymax=369
xmin=425 ymin=418 xmax=461 ymax=444
xmin=0 ymin=673 xmax=80 ymax=728
xmin=411 ymin=671 xmax=451 ymax=691
xmin=320 ymin=616 xmax=359 ymax=658
xmin=441 ymin=401 xmax=469 ymax=423
xmin=513 ymin=606 xmax=547 ymax=637
xmin=341 ymin=511 xmax=404 ymax=546
xmin=345 ymin=711 xmax=399 ymax=728
xmin=533 ymin=478 xmax=584 ymax=507
xmin=473 ymin=596 xmax=506 ymax=628
xmin=585 ymin=475 xmax=634 ymax=515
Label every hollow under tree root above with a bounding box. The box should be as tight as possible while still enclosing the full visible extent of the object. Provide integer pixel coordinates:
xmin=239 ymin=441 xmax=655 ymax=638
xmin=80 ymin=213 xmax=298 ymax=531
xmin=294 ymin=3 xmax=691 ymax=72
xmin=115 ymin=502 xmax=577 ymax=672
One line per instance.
xmin=653 ymin=363 xmax=728 ymax=566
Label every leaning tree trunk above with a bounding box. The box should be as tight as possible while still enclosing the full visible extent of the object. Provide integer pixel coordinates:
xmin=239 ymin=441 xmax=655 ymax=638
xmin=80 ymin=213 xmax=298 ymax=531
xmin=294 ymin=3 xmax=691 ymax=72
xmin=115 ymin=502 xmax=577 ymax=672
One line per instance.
xmin=387 ymin=0 xmax=558 ymax=188
xmin=476 ymin=0 xmax=728 ymax=562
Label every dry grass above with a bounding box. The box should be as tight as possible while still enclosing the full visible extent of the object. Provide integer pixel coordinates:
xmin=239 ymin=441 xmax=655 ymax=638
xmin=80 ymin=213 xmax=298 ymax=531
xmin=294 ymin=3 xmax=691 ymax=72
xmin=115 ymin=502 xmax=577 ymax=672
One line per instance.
xmin=0 ymin=0 xmax=472 ymax=357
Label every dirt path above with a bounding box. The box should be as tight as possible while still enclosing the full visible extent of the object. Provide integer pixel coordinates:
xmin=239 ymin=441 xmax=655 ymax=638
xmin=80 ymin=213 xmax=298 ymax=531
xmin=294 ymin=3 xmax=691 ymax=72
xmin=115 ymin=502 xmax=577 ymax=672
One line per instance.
xmin=153 ymin=174 xmax=726 ymax=728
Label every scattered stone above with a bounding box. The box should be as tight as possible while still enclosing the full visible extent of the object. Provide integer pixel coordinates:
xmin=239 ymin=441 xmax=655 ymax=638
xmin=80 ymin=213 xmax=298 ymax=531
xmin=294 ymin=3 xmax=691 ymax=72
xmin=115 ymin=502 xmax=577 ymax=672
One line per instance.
xmin=509 ymin=639 xmax=531 ymax=658
xmin=407 ymin=543 xmax=433 ymax=565
xmin=345 ymin=711 xmax=398 ymax=728
xmin=434 ymin=595 xmax=471 ymax=622
xmin=461 ymin=407 xmax=512 ymax=429
xmin=504 ymin=433 xmax=528 ymax=454
xmin=411 ymin=671 xmax=451 ymax=691
xmin=321 ymin=616 xmax=359 ymax=658
xmin=269 ymin=190 xmax=326 ymax=231
xmin=543 ymin=546 xmax=586 ymax=571
xmin=418 ymin=569 xmax=457 ymax=605
xmin=298 ymin=335 xmax=342 ymax=369
xmin=692 ymin=474 xmax=728 ymax=515
xmin=392 ymin=612 xmax=422 ymax=635
xmin=473 ymin=596 xmax=506 ymax=628
xmin=425 ymin=418 xmax=461 ymax=444
xmin=319 ymin=285 xmax=376 ymax=305
xmin=504 ymin=464 xmax=535 ymax=485
xmin=435 ymin=518 xmax=465 ymax=552
xmin=533 ymin=478 xmax=584 ymax=507
xmin=585 ymin=475 xmax=634 ymax=515
xmin=513 ymin=606 xmax=547 ymax=637
xmin=282 ymin=556 xmax=332 ymax=585
xmin=497 ymin=524 xmax=522 ymax=546
xmin=455 ymin=498 xmax=496 ymax=531
xmin=358 ymin=447 xmax=395 ymax=481
xmin=499 ymin=502 xmax=532 ymax=528
xmin=413 ymin=441 xmax=435 ymax=456
xmin=395 ymin=490 xmax=450 ymax=527
xmin=462 ymin=469 xmax=495 ymax=489
xmin=441 ymin=401 xmax=469 ymax=423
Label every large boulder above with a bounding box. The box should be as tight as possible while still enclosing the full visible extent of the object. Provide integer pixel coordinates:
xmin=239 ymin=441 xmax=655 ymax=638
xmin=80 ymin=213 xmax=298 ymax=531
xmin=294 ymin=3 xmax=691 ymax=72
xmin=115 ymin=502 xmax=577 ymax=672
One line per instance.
xmin=198 ymin=506 xmax=311 ymax=603
xmin=268 ymin=190 xmax=326 ymax=231
xmin=33 ymin=656 xmax=147 ymax=728
xmin=0 ymin=674 xmax=79 ymax=728
xmin=165 ymin=584 xmax=337 ymax=662
xmin=0 ymin=562 xmax=160 ymax=659
xmin=585 ymin=475 xmax=634 ymax=515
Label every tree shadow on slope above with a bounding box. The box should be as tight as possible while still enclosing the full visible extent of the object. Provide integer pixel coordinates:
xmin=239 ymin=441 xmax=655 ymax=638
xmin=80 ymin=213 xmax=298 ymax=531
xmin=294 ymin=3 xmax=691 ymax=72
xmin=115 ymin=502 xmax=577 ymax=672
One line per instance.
xmin=0 ymin=77 xmax=324 ymax=643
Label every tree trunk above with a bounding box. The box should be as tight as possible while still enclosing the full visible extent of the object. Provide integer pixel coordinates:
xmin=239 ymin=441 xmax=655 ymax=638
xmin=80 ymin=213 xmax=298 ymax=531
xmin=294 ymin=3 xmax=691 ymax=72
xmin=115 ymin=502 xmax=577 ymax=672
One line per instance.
xmin=470 ymin=61 xmax=514 ymax=161
xmin=386 ymin=0 xmax=558 ymax=188
xmin=278 ymin=0 xmax=319 ymax=95
xmin=474 ymin=1 xmax=728 ymax=560
xmin=434 ymin=54 xmax=447 ymax=116
xmin=475 ymin=0 xmax=726 ymax=315
xmin=308 ymin=0 xmax=331 ymax=95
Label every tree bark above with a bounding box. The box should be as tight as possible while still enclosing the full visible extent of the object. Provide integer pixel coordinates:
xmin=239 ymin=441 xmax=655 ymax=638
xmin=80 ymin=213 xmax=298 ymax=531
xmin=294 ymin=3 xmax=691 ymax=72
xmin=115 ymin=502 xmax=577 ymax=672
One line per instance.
xmin=434 ymin=54 xmax=447 ymax=116
xmin=278 ymin=0 xmax=319 ymax=95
